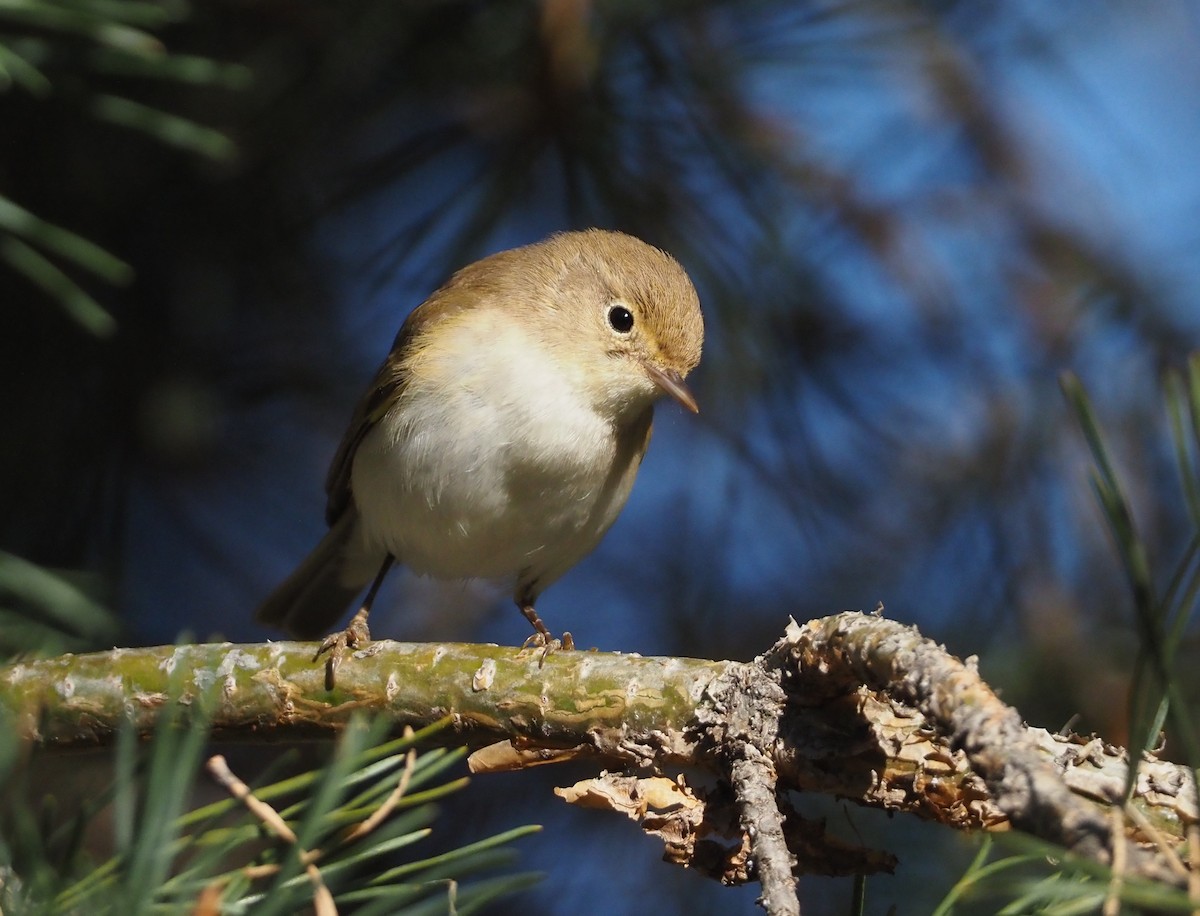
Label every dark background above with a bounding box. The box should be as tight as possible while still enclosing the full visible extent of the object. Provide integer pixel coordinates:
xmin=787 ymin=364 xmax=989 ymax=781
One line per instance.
xmin=4 ymin=1 xmax=1199 ymax=912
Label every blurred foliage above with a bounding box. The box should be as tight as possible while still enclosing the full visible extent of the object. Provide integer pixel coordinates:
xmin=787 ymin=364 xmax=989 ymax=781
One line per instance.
xmin=0 ymin=549 xmax=118 ymax=655
xmin=0 ymin=0 xmax=245 ymax=653
xmin=1065 ymin=361 xmax=1200 ymax=778
xmin=0 ymin=709 xmax=540 ymax=915
xmin=0 ymin=0 xmax=245 ymax=336
xmin=934 ymin=834 xmax=1196 ymax=915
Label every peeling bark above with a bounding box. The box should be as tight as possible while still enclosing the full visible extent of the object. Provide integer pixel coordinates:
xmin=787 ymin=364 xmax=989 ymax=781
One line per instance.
xmin=1 ymin=613 xmax=1194 ymax=915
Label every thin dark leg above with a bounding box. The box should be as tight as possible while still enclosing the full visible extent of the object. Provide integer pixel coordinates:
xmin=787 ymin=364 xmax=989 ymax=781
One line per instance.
xmin=359 ymin=554 xmax=395 ymax=617
xmin=516 ymin=584 xmax=574 ymax=657
xmin=314 ymin=554 xmax=395 ymax=689
xmin=518 ymin=595 xmax=553 ymax=644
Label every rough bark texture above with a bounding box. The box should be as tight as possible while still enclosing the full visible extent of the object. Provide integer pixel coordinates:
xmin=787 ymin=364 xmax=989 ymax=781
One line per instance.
xmin=1 ymin=613 xmax=1195 ymax=914
xmin=696 ymin=661 xmax=798 ymax=913
xmin=775 ymin=614 xmax=1191 ymax=891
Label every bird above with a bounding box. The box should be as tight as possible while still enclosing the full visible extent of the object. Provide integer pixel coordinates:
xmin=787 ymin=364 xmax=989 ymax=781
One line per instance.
xmin=256 ymin=229 xmax=704 ymax=684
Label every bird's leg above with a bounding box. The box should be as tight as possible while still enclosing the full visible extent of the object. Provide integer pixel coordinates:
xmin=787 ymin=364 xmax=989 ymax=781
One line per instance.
xmin=314 ymin=554 xmax=395 ymax=690
xmin=517 ymin=585 xmax=574 ymax=660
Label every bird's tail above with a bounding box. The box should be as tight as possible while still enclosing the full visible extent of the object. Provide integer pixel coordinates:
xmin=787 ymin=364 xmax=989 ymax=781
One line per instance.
xmin=256 ymin=510 xmax=383 ymax=639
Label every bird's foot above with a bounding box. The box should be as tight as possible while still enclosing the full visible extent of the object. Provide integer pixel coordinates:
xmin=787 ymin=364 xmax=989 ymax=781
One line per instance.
xmin=520 ymin=629 xmax=575 ymax=666
xmin=313 ymin=607 xmax=372 ymax=690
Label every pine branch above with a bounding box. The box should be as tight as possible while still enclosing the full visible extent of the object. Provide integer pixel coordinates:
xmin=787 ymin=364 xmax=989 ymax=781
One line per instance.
xmin=1 ymin=612 xmax=1194 ymax=914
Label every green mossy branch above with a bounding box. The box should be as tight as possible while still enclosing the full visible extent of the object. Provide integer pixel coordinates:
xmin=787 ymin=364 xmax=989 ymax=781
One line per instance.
xmin=1 ymin=618 xmax=1194 ymax=866
xmin=0 ymin=639 xmax=727 ymax=754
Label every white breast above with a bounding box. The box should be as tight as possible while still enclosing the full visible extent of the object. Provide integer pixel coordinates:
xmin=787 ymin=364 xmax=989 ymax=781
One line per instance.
xmin=349 ymin=314 xmax=638 ymax=593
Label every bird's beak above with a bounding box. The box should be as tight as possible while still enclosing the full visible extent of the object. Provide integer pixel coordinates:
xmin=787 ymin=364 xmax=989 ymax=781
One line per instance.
xmin=645 ymin=363 xmax=699 ymax=414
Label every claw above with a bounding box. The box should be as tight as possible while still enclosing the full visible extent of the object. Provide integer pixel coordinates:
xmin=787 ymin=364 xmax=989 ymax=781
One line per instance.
xmin=313 ymin=607 xmax=372 ymax=689
xmin=519 ymin=629 xmax=575 ymax=667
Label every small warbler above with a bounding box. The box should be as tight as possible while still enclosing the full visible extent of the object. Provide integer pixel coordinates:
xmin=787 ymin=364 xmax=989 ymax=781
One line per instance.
xmin=256 ymin=229 xmax=704 ymax=680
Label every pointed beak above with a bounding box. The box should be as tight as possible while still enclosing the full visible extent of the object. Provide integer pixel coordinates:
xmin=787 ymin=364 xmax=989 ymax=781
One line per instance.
xmin=645 ymin=363 xmax=699 ymax=414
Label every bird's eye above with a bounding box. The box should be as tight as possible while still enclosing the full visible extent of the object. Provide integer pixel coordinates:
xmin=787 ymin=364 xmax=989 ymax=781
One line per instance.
xmin=608 ymin=305 xmax=635 ymax=334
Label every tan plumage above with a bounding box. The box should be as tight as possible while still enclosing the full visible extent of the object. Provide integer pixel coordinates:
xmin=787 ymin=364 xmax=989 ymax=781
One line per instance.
xmin=256 ymin=229 xmax=703 ymax=648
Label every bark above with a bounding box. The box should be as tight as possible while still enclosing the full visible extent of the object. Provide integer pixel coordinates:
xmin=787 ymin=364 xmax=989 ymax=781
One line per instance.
xmin=0 ymin=613 xmax=1194 ymax=914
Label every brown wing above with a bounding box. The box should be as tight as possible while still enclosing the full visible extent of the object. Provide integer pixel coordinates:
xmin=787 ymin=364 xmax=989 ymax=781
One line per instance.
xmin=323 ymin=356 xmax=404 ymax=525
xmin=322 ymin=278 xmax=491 ymax=526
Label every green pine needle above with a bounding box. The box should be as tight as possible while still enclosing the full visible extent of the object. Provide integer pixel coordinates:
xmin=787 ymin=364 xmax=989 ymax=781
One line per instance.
xmin=88 ymin=93 xmax=236 ymax=161
xmin=22 ymin=714 xmax=541 ymax=915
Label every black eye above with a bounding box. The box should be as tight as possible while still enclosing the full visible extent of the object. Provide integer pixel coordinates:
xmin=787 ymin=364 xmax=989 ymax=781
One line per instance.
xmin=608 ymin=305 xmax=634 ymax=333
